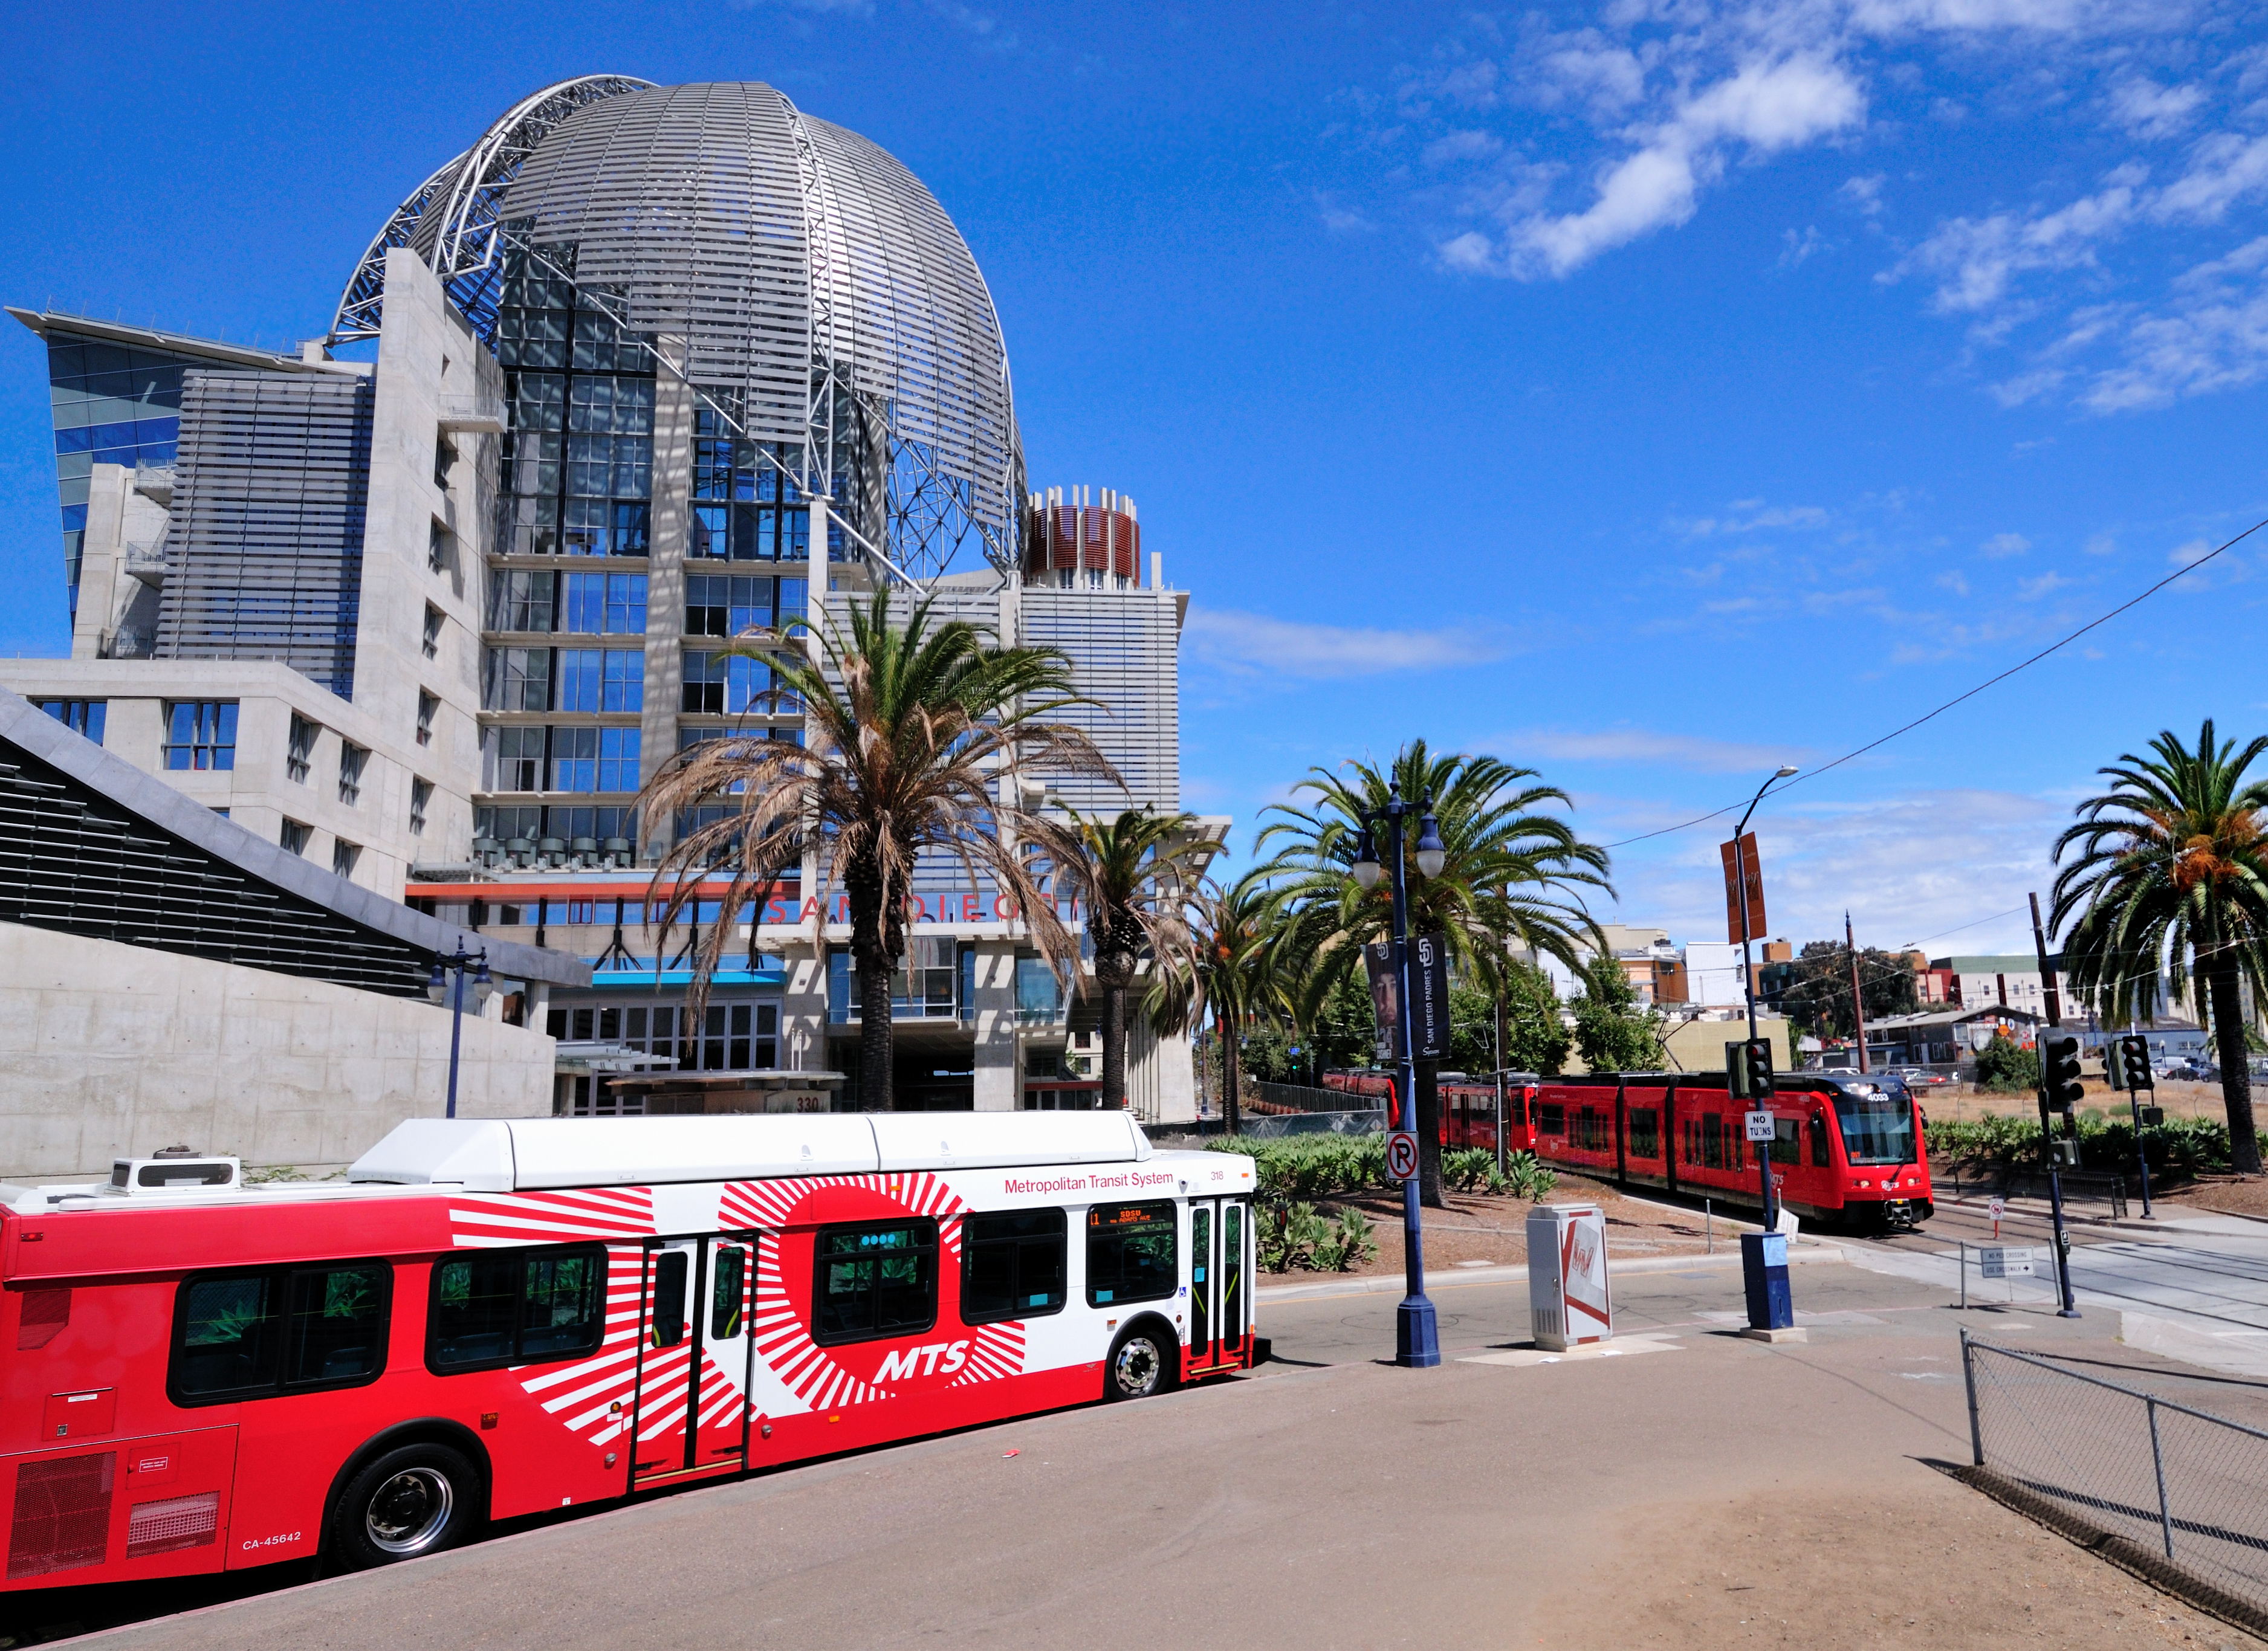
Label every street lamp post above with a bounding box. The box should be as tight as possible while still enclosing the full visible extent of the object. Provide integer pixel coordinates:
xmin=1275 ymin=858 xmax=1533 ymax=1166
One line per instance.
xmin=1734 ymin=766 xmax=1799 ymax=1232
xmin=1352 ymin=785 xmax=1447 ymax=1369
xmin=427 ymin=944 xmax=493 ymax=1120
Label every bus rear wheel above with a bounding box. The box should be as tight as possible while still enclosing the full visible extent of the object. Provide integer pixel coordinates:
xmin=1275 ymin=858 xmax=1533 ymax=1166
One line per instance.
xmin=329 ymin=1443 xmax=479 ymax=1570
xmin=1105 ymin=1323 xmax=1178 ymax=1402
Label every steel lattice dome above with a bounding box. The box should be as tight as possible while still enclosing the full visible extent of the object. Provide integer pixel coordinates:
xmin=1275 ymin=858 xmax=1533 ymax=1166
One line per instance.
xmin=334 ymin=77 xmax=1022 ymax=570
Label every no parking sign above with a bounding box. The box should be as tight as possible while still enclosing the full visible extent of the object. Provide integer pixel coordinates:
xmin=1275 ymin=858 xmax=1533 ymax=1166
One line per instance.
xmin=1387 ymin=1131 xmax=1420 ymax=1182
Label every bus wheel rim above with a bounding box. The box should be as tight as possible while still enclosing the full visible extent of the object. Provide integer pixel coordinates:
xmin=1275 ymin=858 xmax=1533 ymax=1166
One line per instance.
xmin=1117 ymin=1338 xmax=1158 ymax=1394
xmin=367 ymin=1467 xmax=453 ymax=1554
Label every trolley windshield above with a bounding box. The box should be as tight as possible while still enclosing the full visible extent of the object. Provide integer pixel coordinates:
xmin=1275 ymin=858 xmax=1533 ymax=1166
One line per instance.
xmin=1833 ymin=1090 xmax=1917 ymax=1166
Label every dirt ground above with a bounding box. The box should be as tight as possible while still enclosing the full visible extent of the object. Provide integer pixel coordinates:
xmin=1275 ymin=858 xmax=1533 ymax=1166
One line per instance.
xmin=1531 ymin=1481 xmax=2265 ymax=1649
xmin=1940 ymin=1078 xmax=2235 ymax=1125
xmin=1287 ymin=1168 xmax=1737 ymax=1279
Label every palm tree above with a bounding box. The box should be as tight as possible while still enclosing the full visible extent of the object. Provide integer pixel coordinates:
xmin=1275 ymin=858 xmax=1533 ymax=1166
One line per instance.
xmin=1025 ymin=809 xmax=1208 ymax=1114
xmin=637 ymin=587 xmax=1116 ymax=1112
xmin=2050 ymin=719 xmax=2268 ymax=1174
xmin=1259 ymin=740 xmax=1610 ymax=1204
xmin=1174 ymin=866 xmax=1299 ymax=1136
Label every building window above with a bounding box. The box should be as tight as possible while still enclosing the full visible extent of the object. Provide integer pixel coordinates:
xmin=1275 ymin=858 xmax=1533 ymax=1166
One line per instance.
xmin=681 ymin=650 xmax=771 ymax=714
xmin=416 ymin=689 xmax=438 ymax=746
xmin=286 ymin=714 xmax=317 ymax=783
xmin=482 ymin=648 xmax=551 ymax=712
xmin=163 ymin=701 xmax=236 ymax=771
xmin=38 ymin=699 xmax=105 ymax=745
xmin=422 ymin=603 xmax=444 ymax=660
xmin=428 ymin=521 xmax=449 ymax=573
xmin=560 ymin=572 xmax=646 ymax=635
xmin=433 ymin=433 xmax=456 ymax=492
xmin=488 ymin=569 xmax=556 ymax=633
xmin=557 ymin=648 xmax=643 ymax=712
xmin=409 ymin=778 xmax=432 ymax=838
xmin=332 ymin=838 xmax=360 ymax=879
xmin=549 ymin=726 xmax=640 ymax=792
xmin=684 ymin=575 xmax=806 ymax=637
xmin=338 ymin=741 xmax=367 ymax=806
xmin=829 ymin=939 xmax=959 ymax=1024
xmin=491 ymin=726 xmax=546 ymax=792
xmin=280 ymin=818 xmax=311 ymax=856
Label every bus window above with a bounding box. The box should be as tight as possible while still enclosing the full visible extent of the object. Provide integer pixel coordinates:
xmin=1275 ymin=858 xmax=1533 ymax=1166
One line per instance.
xmin=711 ymin=1245 xmax=746 ymax=1339
xmin=1086 ymin=1201 xmax=1176 ymax=1307
xmin=171 ymin=1261 xmax=392 ymax=1403
xmin=962 ymin=1209 xmax=1068 ymax=1325
xmin=650 ymin=1252 xmax=688 ymax=1348
xmin=812 ymin=1221 xmax=938 ymax=1346
xmin=429 ymin=1245 xmax=605 ymax=1373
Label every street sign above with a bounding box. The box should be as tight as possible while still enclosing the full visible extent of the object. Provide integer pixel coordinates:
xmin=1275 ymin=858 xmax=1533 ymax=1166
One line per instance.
xmin=1386 ymin=1131 xmax=1420 ymax=1183
xmin=1978 ymin=1246 xmax=2033 ymax=1279
xmin=1988 ymin=1197 xmax=2006 ymax=1223
xmin=1744 ymin=1110 xmax=1775 ymax=1143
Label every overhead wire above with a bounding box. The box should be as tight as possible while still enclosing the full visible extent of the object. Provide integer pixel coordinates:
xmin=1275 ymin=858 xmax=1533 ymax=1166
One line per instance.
xmin=1602 ymin=513 xmax=2268 ymax=851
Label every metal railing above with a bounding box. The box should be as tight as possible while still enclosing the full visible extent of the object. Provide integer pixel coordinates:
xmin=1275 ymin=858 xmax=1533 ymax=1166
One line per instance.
xmin=1250 ymin=1080 xmax=1382 ymax=1116
xmin=1963 ymin=1333 xmax=2268 ymax=1630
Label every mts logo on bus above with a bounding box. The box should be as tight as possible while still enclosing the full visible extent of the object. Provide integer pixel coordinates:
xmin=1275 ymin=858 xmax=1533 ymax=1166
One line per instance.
xmin=872 ymin=1340 xmax=971 ymax=1382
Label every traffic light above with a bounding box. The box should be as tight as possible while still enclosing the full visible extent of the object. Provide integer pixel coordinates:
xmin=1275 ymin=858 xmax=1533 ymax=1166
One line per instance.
xmin=2051 ymin=1138 xmax=2081 ymax=1168
xmin=2040 ymin=1032 xmax=2085 ymax=1116
xmin=2119 ymin=1035 xmax=2153 ymax=1093
xmin=1740 ymin=1038 xmax=1775 ymax=1100
xmin=1726 ymin=1041 xmax=1750 ymax=1100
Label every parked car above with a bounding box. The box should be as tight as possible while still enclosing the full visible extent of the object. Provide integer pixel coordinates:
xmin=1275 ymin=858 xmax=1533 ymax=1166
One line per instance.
xmin=1896 ymin=1067 xmax=1954 ymax=1088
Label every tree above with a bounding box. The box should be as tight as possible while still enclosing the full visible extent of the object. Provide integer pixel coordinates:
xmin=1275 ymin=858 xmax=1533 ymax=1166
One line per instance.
xmin=2050 ymin=719 xmax=2268 ymax=1174
xmin=1448 ymin=981 xmax=1498 ymax=1075
xmin=1777 ymin=942 xmax=1919 ymax=1040
xmin=638 ymin=588 xmax=1111 ymax=1112
xmin=1032 ymin=810 xmax=1207 ymax=1113
xmin=1571 ymin=954 xmax=1667 ymax=1074
xmin=1259 ymin=741 xmax=1610 ymax=1204
xmin=1172 ymin=866 xmax=1297 ymax=1134
xmin=1501 ymin=958 xmax=1573 ymax=1076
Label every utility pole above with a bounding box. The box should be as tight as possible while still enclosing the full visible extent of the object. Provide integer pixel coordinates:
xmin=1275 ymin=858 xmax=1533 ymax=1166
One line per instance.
xmin=1845 ymin=911 xmax=1869 ymax=1074
xmin=2030 ymin=891 xmax=2080 ymax=1319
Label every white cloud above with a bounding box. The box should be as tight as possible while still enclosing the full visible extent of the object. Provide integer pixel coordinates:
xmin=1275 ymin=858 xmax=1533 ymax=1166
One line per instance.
xmin=1842 ymin=173 xmax=1888 ymax=215
xmin=2110 ymin=78 xmax=2205 ymax=140
xmin=1422 ymin=129 xmax=1503 ymax=167
xmin=1980 ymin=531 xmax=2031 ymax=557
xmin=2153 ymin=132 xmax=2268 ymax=224
xmin=2018 ymin=570 xmax=2071 ymax=598
xmin=1184 ymin=609 xmax=1509 ymax=679
xmin=1496 ymin=727 xmax=1808 ymax=774
xmin=1679 ymin=502 xmax=1832 ymax=535
xmin=1504 ymin=56 xmax=1867 ymax=278
xmin=1891 ymin=166 xmax=2143 ymax=314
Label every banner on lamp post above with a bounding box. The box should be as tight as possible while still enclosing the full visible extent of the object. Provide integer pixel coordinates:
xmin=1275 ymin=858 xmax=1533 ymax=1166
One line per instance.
xmin=1720 ymin=833 xmax=1768 ymax=945
xmin=1363 ymin=934 xmax=1452 ymax=1063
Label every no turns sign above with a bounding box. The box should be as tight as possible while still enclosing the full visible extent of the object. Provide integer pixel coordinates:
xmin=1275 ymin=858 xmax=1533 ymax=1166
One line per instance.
xmin=1387 ymin=1131 xmax=1420 ymax=1182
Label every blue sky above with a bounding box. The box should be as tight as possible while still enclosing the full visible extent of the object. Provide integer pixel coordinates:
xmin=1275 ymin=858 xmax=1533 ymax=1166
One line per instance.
xmin=5 ymin=0 xmax=2266 ymax=960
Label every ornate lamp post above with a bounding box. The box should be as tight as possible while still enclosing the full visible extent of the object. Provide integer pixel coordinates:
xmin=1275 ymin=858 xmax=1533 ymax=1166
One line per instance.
xmin=1352 ymin=785 xmax=1448 ymax=1369
xmin=427 ymin=945 xmax=493 ymax=1120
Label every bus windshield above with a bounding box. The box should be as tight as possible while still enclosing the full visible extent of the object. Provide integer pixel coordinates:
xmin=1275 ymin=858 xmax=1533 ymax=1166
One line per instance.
xmin=1834 ymin=1091 xmax=1917 ymax=1166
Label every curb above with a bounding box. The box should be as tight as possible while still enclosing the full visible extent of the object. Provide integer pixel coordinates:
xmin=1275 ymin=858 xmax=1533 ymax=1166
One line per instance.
xmin=1257 ymin=1241 xmax=1848 ymax=1302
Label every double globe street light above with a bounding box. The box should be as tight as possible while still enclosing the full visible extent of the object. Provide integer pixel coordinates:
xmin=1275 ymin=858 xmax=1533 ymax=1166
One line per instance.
xmin=1350 ymin=787 xmax=1448 ymax=1368
xmin=427 ymin=945 xmax=493 ymax=1120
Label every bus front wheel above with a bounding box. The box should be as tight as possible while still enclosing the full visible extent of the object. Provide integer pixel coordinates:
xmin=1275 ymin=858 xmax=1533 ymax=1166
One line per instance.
xmin=329 ymin=1443 xmax=479 ymax=1570
xmin=1105 ymin=1322 xmax=1178 ymax=1402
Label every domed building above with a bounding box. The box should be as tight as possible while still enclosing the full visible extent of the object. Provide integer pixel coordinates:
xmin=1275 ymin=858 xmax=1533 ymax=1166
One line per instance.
xmin=5 ymin=77 xmax=1204 ymax=1140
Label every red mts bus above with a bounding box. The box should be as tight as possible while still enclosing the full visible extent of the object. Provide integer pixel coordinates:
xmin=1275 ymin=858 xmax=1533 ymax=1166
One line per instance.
xmin=1520 ymin=1071 xmax=1933 ymax=1232
xmin=0 ymin=1114 xmax=1256 ymax=1589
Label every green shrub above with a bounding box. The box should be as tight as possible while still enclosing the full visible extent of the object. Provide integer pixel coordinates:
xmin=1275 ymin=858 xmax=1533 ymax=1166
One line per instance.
xmin=1975 ymin=1033 xmax=2040 ymax=1094
xmin=1505 ymin=1151 xmax=1557 ymax=1201
xmin=1926 ymin=1111 xmax=2230 ymax=1178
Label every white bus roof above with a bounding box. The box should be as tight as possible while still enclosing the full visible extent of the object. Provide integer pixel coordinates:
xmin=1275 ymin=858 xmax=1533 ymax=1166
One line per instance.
xmin=348 ymin=1111 xmax=1157 ymax=1192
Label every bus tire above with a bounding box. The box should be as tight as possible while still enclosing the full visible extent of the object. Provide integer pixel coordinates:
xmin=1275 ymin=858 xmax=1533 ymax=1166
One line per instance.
xmin=1104 ymin=1319 xmax=1178 ymax=1402
xmin=328 ymin=1442 xmax=479 ymax=1570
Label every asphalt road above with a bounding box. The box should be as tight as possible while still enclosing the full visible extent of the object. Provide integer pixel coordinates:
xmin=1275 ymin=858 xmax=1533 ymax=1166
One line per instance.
xmin=17 ymin=1259 xmax=2253 ymax=1651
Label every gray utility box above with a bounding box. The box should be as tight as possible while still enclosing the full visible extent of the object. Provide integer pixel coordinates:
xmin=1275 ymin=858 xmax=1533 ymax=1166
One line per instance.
xmin=1526 ymin=1203 xmax=1612 ymax=1351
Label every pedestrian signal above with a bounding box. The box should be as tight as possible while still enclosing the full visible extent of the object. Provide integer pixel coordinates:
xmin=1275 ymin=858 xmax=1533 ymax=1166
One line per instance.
xmin=2040 ymin=1032 xmax=2085 ymax=1114
xmin=2117 ymin=1035 xmax=2153 ymax=1092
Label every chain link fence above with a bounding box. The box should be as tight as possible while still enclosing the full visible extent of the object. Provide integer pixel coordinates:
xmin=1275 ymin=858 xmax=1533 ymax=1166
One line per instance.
xmin=1963 ymin=1333 xmax=2268 ymax=1633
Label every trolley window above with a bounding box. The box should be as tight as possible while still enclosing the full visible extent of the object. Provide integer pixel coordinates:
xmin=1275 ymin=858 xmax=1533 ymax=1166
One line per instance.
xmin=1087 ymin=1201 xmax=1177 ymax=1307
xmin=1834 ymin=1093 xmax=1917 ymax=1166
xmin=1771 ymin=1118 xmax=1801 ymax=1166
xmin=428 ymin=1244 xmax=606 ymax=1374
xmin=962 ymin=1209 xmax=1068 ymax=1325
xmin=1628 ymin=1108 xmax=1660 ymax=1160
xmin=1537 ymin=1103 xmax=1566 ymax=1137
xmin=813 ymin=1220 xmax=938 ymax=1346
xmin=170 ymin=1261 xmax=392 ymax=1405
xmin=1809 ymin=1114 xmax=1832 ymax=1168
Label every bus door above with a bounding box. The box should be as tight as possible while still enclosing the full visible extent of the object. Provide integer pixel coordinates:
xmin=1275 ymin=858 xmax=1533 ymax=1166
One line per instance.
xmin=630 ymin=1235 xmax=754 ymax=1487
xmin=1185 ymin=1198 xmax=1253 ymax=1377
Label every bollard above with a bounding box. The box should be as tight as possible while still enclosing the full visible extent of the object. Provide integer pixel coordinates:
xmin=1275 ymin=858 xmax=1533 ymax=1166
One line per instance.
xmin=1739 ymin=1230 xmax=1800 ymax=1342
xmin=1960 ymin=1240 xmax=1968 ymax=1310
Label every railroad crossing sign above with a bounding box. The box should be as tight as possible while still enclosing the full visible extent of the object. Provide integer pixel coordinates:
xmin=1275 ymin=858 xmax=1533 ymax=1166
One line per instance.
xmin=1978 ymin=1246 xmax=2033 ymax=1279
xmin=1744 ymin=1110 xmax=1775 ymax=1143
xmin=1386 ymin=1131 xmax=1420 ymax=1182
